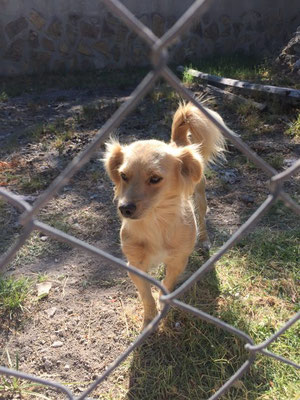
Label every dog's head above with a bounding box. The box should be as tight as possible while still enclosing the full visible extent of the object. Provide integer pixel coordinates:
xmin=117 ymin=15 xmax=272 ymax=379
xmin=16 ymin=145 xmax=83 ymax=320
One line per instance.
xmin=104 ymin=139 xmax=203 ymax=220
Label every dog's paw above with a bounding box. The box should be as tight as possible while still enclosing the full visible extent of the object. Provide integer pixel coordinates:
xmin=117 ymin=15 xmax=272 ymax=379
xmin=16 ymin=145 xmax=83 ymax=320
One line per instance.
xmin=196 ymin=239 xmax=211 ymax=253
xmin=141 ymin=309 xmax=158 ymax=331
xmin=141 ymin=318 xmax=155 ymax=332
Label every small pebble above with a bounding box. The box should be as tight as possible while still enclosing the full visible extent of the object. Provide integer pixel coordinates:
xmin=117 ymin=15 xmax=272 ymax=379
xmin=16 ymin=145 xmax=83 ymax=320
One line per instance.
xmin=45 ymin=307 xmax=57 ymax=318
xmin=51 ymin=340 xmax=64 ymax=348
xmin=241 ymin=194 xmax=254 ymax=204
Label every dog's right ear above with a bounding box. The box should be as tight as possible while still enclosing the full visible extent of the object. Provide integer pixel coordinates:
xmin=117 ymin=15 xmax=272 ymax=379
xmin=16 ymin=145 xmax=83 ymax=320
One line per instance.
xmin=103 ymin=141 xmax=124 ymax=184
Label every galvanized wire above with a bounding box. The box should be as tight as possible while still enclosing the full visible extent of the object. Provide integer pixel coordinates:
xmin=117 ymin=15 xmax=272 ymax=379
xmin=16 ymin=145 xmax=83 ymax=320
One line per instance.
xmin=0 ymin=0 xmax=299 ymax=398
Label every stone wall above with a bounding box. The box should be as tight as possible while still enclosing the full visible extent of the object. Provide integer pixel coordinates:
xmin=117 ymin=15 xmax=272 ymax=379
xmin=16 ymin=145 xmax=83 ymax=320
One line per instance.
xmin=0 ymin=0 xmax=299 ymax=76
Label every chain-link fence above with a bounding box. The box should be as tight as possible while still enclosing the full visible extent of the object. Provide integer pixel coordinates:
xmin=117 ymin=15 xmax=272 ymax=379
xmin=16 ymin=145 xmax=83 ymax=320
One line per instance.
xmin=0 ymin=0 xmax=299 ymax=399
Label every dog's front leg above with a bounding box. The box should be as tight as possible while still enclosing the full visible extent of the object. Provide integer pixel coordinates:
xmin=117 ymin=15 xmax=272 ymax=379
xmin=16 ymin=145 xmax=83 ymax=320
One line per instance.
xmin=160 ymin=254 xmax=189 ymax=296
xmin=128 ymin=267 xmax=158 ymax=330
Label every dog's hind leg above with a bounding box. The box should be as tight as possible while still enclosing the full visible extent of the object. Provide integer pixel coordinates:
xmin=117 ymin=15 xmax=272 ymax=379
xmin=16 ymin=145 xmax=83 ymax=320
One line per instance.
xmin=194 ymin=176 xmax=211 ymax=252
xmin=128 ymin=270 xmax=158 ymax=330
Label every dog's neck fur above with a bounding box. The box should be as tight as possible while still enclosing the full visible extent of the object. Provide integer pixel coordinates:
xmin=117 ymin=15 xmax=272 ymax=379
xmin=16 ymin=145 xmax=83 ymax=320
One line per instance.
xmin=120 ymin=194 xmax=197 ymax=267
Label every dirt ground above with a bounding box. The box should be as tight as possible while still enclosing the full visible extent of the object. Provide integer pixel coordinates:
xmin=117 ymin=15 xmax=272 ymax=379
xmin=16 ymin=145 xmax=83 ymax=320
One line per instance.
xmin=0 ymin=73 xmax=299 ymax=399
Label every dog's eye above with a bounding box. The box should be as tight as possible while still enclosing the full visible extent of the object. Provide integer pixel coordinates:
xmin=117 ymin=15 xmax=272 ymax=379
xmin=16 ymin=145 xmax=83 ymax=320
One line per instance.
xmin=120 ymin=172 xmax=128 ymax=182
xmin=149 ymin=176 xmax=162 ymax=184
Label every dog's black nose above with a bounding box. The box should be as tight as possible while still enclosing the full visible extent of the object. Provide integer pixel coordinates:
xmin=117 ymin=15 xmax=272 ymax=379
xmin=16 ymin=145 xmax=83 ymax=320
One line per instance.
xmin=119 ymin=203 xmax=137 ymax=218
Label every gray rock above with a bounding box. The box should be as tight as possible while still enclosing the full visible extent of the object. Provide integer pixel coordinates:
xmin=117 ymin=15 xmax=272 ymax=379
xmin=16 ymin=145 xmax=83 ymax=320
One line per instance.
xmin=241 ymin=194 xmax=254 ymax=204
xmin=51 ymin=340 xmax=64 ymax=348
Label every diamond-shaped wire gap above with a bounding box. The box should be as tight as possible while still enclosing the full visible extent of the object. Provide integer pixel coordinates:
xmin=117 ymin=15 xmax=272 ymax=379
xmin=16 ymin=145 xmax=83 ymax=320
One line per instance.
xmin=246 ymin=312 xmax=300 ymax=369
xmin=167 ymin=299 xmax=257 ymax=400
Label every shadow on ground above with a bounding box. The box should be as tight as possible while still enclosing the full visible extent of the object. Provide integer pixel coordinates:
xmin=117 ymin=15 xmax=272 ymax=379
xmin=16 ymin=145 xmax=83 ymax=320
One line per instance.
xmin=125 ymin=248 xmax=280 ymax=400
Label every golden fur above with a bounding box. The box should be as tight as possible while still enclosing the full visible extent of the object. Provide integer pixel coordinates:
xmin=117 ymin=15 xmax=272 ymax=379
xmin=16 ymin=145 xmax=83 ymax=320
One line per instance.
xmin=104 ymin=102 xmax=226 ymax=329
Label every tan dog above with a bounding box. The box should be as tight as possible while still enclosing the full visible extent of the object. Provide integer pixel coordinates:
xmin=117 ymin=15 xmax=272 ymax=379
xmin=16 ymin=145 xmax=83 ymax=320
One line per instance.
xmin=104 ymin=102 xmax=226 ymax=329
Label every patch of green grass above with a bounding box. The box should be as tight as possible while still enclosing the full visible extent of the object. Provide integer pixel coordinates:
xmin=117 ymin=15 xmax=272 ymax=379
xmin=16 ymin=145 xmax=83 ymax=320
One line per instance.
xmin=0 ymin=276 xmax=31 ymax=318
xmin=20 ymin=173 xmax=53 ymax=193
xmin=264 ymin=201 xmax=300 ymax=230
xmin=80 ymin=102 xmax=101 ymax=122
xmin=182 ymin=67 xmax=195 ymax=85
xmin=0 ymin=118 xmax=73 ymax=157
xmin=0 ymin=351 xmax=48 ymax=399
xmin=285 ymin=113 xmax=300 ymax=138
xmin=10 ymin=218 xmax=72 ymax=267
xmin=149 ymin=84 xmax=178 ymax=104
xmin=265 ymin=154 xmax=285 ymax=170
xmin=0 ymin=91 xmax=8 ymax=102
xmin=182 ymin=54 xmax=262 ymax=82
xmin=180 ymin=54 xmax=297 ymax=88
xmin=52 ymin=129 xmax=75 ymax=153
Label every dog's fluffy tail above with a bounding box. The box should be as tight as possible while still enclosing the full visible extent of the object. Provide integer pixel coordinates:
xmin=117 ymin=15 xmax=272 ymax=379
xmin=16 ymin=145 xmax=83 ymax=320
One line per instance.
xmin=171 ymin=102 xmax=226 ymax=164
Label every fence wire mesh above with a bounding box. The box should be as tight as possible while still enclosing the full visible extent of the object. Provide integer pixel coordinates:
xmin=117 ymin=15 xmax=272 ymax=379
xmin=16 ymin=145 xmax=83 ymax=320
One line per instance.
xmin=0 ymin=0 xmax=299 ymax=398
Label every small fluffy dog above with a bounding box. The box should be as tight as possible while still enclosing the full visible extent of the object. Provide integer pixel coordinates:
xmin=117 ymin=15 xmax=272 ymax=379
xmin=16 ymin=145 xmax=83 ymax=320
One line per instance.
xmin=104 ymin=102 xmax=226 ymax=329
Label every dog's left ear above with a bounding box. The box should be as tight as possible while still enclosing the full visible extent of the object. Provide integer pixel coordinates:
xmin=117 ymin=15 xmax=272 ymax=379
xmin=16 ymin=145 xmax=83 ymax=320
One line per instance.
xmin=177 ymin=145 xmax=203 ymax=187
xmin=103 ymin=140 xmax=124 ymax=184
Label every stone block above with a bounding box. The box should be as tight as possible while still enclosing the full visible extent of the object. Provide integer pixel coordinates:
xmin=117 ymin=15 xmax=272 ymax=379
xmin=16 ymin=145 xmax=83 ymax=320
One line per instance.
xmin=115 ymin=24 xmax=129 ymax=45
xmin=42 ymin=37 xmax=55 ymax=52
xmin=152 ymin=13 xmax=165 ymax=37
xmin=80 ymin=57 xmax=95 ymax=70
xmin=69 ymin=55 xmax=78 ymax=70
xmin=202 ymin=12 xmax=211 ymax=25
xmin=28 ymin=29 xmax=39 ymax=48
xmin=192 ymin=22 xmax=203 ymax=37
xmin=89 ymin=17 xmax=101 ymax=25
xmin=233 ymin=22 xmax=243 ymax=37
xmin=241 ymin=10 xmax=261 ymax=32
xmin=101 ymin=19 xmax=115 ymax=39
xmin=78 ymin=41 xmax=92 ymax=56
xmin=112 ymin=45 xmax=120 ymax=63
xmin=66 ymin=24 xmax=77 ymax=45
xmin=204 ymin=22 xmax=219 ymax=40
xmin=68 ymin=13 xmax=81 ymax=27
xmin=0 ymin=24 xmax=7 ymax=49
xmin=80 ymin=21 xmax=99 ymax=38
xmin=93 ymin=40 xmax=110 ymax=57
xmin=52 ymin=59 xmax=66 ymax=72
xmin=255 ymin=20 xmax=264 ymax=33
xmin=47 ymin=18 xmax=62 ymax=38
xmin=4 ymin=38 xmax=25 ymax=61
xmin=139 ymin=14 xmax=150 ymax=28
xmin=219 ymin=15 xmax=232 ymax=37
xmin=29 ymin=9 xmax=46 ymax=30
xmin=5 ymin=17 xmax=28 ymax=39
xmin=106 ymin=13 xmax=120 ymax=28
xmin=166 ymin=16 xmax=177 ymax=30
xmin=59 ymin=42 xmax=69 ymax=54
xmin=32 ymin=51 xmax=51 ymax=68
